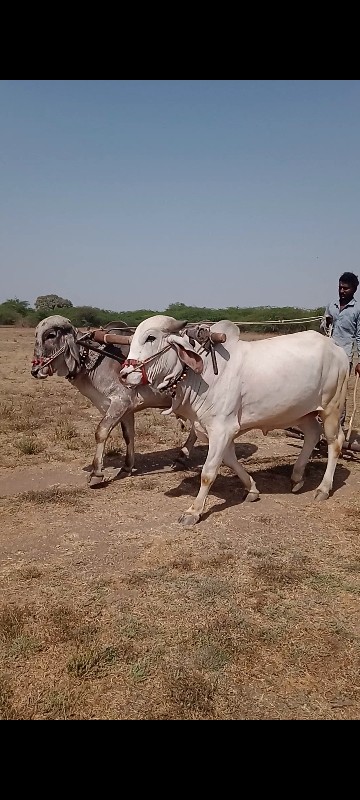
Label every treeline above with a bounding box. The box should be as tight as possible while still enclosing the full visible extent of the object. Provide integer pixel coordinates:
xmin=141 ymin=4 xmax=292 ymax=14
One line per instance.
xmin=0 ymin=298 xmax=325 ymax=334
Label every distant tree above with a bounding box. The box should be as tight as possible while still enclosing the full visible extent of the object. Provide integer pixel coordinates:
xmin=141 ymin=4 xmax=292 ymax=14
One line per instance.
xmin=5 ymin=298 xmax=30 ymax=316
xmin=35 ymin=294 xmax=73 ymax=311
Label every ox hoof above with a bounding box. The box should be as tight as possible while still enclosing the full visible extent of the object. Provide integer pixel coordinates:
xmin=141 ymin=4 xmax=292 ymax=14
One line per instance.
xmin=120 ymin=466 xmax=133 ymax=477
xmin=314 ymin=488 xmax=329 ymax=502
xmin=244 ymin=491 xmax=260 ymax=503
xmin=170 ymin=458 xmax=188 ymax=471
xmin=291 ymin=479 xmax=304 ymax=494
xmin=89 ymin=474 xmax=105 ymax=487
xmin=178 ymin=512 xmax=200 ymax=527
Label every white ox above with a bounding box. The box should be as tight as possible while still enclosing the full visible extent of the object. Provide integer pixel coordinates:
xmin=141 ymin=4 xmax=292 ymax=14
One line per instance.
xmin=120 ymin=316 xmax=349 ymax=526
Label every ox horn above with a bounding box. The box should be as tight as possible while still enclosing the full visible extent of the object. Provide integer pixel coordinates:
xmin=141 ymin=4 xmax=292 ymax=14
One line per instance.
xmin=165 ymin=319 xmax=187 ymax=333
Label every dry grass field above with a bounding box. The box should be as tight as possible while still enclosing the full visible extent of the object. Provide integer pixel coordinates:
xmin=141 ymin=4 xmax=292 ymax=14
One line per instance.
xmin=0 ymin=326 xmax=359 ymax=719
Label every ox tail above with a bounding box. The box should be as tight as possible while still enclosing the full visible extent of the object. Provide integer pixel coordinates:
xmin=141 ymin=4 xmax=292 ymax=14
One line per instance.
xmin=319 ymin=362 xmax=349 ymax=425
xmin=339 ymin=364 xmax=350 ymax=424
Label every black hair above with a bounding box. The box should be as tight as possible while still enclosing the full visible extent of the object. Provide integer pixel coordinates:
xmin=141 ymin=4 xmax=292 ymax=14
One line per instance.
xmin=339 ymin=272 xmax=359 ymax=291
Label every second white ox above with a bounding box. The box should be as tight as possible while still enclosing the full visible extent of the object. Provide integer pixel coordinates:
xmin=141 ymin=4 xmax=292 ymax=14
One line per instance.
xmin=120 ymin=316 xmax=349 ymax=525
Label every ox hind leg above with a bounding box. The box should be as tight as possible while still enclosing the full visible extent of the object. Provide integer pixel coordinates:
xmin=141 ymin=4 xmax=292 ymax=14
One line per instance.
xmin=222 ymin=441 xmax=260 ymax=502
xmin=172 ymin=424 xmax=198 ymax=470
xmin=178 ymin=424 xmax=197 ymax=462
xmin=178 ymin=425 xmax=235 ymax=526
xmin=120 ymin=413 xmax=135 ymax=474
xmin=290 ymin=413 xmax=322 ymax=493
xmin=313 ymin=409 xmax=344 ymax=501
xmin=90 ymin=409 xmax=135 ymax=486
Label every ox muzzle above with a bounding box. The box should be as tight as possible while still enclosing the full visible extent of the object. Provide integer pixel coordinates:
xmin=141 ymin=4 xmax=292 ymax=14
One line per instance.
xmin=31 ymin=357 xmax=53 ymax=378
xmin=120 ymin=359 xmax=148 ymax=386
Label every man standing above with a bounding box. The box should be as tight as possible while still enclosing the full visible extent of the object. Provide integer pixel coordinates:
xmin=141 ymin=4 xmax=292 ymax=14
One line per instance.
xmin=287 ymin=272 xmax=359 ymax=445
xmin=321 ymin=271 xmax=360 ymax=433
xmin=321 ymin=272 xmax=360 ymax=374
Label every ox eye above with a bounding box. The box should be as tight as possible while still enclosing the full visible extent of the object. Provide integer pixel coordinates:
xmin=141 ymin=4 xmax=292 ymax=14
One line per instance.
xmin=46 ymin=332 xmax=57 ymax=339
xmin=146 ymin=335 xmax=156 ymax=343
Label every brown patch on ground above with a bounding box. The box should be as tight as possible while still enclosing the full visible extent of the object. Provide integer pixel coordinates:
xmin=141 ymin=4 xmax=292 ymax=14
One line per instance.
xmin=0 ymin=327 xmax=360 ymax=719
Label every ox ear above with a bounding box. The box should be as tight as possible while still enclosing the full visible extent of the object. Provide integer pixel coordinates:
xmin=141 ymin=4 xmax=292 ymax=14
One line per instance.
xmin=64 ymin=333 xmax=80 ymax=374
xmin=168 ymin=334 xmax=203 ymax=374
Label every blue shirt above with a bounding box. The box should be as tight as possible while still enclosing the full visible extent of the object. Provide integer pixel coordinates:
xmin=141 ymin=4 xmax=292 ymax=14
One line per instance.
xmin=322 ymin=297 xmax=360 ymax=359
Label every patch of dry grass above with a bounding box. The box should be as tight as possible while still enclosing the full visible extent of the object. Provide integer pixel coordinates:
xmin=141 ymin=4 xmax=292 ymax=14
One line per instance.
xmin=37 ymin=688 xmax=81 ymax=720
xmin=0 ymin=401 xmax=16 ymax=420
xmin=105 ymin=446 xmax=122 ymax=458
xmin=0 ymin=677 xmax=20 ymax=720
xmin=15 ymin=436 xmax=44 ymax=455
xmin=251 ymin=555 xmax=312 ymax=586
xmin=165 ymin=668 xmax=217 ymax=718
xmin=1 ymin=401 xmax=40 ymax=432
xmin=54 ymin=421 xmax=78 ymax=442
xmin=45 ymin=604 xmax=97 ymax=644
xmin=0 ymin=604 xmax=42 ymax=662
xmin=0 ymin=604 xmax=30 ymax=641
xmin=138 ymin=477 xmax=158 ymax=491
xmin=16 ymin=486 xmax=87 ymax=506
xmin=18 ymin=567 xmax=43 ymax=581
xmin=67 ymin=646 xmax=120 ymax=679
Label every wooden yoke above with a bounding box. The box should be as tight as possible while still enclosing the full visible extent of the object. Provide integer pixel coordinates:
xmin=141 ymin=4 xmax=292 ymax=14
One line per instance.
xmin=185 ymin=326 xmax=226 ymax=345
xmin=91 ymin=330 xmax=133 ymax=347
xmin=209 ymin=331 xmax=227 ymax=344
xmin=185 ymin=325 xmax=227 ymax=376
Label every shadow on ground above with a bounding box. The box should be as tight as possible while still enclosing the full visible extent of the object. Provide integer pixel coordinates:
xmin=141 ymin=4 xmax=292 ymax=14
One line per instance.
xmin=82 ymin=442 xmax=258 ymax=481
xmin=164 ymin=461 xmax=352 ymax=520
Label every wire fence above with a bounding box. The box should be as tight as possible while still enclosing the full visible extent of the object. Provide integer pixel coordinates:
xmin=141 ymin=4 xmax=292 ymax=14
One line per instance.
xmin=231 ymin=316 xmax=323 ymax=326
xmin=106 ymin=315 xmax=324 ymax=335
xmin=192 ymin=315 xmax=324 ymax=334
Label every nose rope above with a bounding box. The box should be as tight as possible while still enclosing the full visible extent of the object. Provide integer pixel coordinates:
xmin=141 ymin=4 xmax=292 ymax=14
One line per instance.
xmin=122 ymin=359 xmax=148 ymax=385
xmin=32 ymin=357 xmax=54 ymax=376
xmin=122 ymin=344 xmax=173 ymax=384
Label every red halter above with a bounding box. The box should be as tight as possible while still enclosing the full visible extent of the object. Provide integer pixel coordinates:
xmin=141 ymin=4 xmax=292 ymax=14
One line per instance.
xmin=122 ymin=359 xmax=148 ymax=385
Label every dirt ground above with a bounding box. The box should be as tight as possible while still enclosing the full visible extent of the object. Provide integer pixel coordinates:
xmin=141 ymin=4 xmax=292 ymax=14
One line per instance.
xmin=0 ymin=326 xmax=359 ymax=720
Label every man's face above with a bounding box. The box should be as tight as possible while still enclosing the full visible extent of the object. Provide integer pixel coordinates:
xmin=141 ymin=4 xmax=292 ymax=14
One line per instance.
xmin=339 ymin=281 xmax=354 ymax=305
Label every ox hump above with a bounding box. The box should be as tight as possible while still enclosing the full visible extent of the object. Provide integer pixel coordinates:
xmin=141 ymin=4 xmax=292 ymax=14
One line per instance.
xmin=210 ymin=320 xmax=241 ymax=344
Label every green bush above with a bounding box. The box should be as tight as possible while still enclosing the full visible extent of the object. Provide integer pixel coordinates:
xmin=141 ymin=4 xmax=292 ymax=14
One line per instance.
xmin=164 ymin=302 xmax=324 ymax=333
xmin=0 ymin=304 xmax=21 ymax=325
xmin=0 ymin=298 xmax=325 ymax=334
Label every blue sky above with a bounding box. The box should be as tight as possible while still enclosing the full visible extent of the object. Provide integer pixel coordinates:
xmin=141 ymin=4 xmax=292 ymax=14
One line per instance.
xmin=1 ymin=80 xmax=359 ymax=311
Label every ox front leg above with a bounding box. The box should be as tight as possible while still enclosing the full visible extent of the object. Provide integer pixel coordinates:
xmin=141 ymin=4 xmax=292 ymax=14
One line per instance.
xmin=314 ymin=411 xmax=344 ymax=501
xmin=178 ymin=426 xmax=231 ymax=526
xmin=90 ymin=408 xmax=135 ymax=487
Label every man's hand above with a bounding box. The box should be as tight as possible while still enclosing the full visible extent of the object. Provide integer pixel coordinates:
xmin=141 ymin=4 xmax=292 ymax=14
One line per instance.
xmin=355 ymin=363 xmax=360 ymax=377
xmin=320 ymin=315 xmax=333 ymax=336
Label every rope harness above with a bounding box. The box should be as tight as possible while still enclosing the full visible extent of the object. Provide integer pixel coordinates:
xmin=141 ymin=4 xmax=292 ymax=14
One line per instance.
xmin=122 ymin=350 xmax=188 ymax=396
xmin=31 ymin=332 xmax=127 ymax=380
xmin=121 ymin=325 xmax=227 ymax=395
xmin=122 ymin=344 xmax=174 ymax=386
xmin=31 ymin=332 xmax=92 ymax=375
xmin=32 ymin=322 xmax=228 ymax=396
